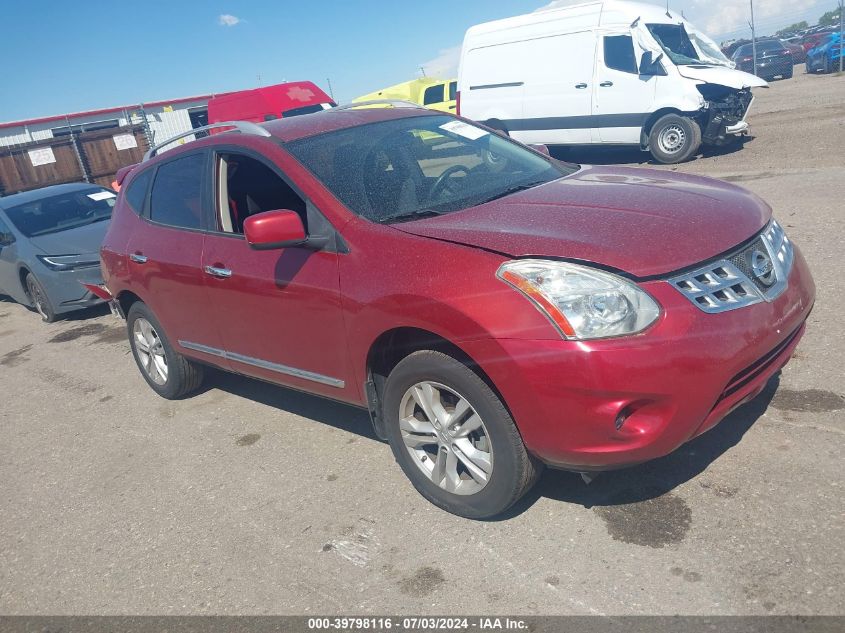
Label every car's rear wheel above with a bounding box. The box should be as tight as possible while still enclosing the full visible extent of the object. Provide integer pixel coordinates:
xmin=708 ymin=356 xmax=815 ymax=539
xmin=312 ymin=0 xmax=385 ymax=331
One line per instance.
xmin=648 ymin=114 xmax=701 ymax=164
xmin=25 ymin=273 xmax=57 ymax=323
xmin=127 ymin=302 xmax=204 ymax=399
xmin=383 ymin=350 xmax=541 ymax=519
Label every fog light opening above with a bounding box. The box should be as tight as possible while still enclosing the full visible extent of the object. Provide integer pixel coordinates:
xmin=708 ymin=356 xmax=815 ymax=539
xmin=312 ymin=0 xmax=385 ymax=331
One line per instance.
xmin=615 ymin=405 xmax=635 ymax=431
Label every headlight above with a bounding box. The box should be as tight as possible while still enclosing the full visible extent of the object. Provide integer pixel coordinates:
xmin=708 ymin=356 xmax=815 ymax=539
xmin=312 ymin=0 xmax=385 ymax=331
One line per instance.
xmin=37 ymin=254 xmax=100 ymax=271
xmin=497 ymin=260 xmax=660 ymax=340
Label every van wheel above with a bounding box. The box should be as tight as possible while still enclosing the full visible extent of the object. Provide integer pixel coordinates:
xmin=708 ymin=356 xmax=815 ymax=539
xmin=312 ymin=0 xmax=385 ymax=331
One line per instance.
xmin=382 ymin=350 xmax=541 ymax=519
xmin=648 ymin=114 xmax=701 ymax=164
xmin=127 ymin=302 xmax=204 ymax=399
xmin=25 ymin=273 xmax=57 ymax=323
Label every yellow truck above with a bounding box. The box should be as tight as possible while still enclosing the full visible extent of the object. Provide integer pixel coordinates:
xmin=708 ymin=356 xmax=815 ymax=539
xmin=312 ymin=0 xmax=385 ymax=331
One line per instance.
xmin=353 ymin=77 xmax=457 ymax=112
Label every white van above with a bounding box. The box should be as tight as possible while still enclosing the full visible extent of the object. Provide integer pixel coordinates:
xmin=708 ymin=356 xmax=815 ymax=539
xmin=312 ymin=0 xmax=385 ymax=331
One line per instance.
xmin=457 ymin=0 xmax=768 ymax=163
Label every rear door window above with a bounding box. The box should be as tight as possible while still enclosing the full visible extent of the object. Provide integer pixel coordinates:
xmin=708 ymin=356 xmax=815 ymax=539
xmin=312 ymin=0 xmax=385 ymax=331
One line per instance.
xmin=125 ymin=169 xmax=153 ymax=215
xmin=448 ymin=81 xmax=457 ymax=101
xmin=149 ymin=153 xmax=206 ymax=230
xmin=604 ymin=35 xmax=638 ymax=73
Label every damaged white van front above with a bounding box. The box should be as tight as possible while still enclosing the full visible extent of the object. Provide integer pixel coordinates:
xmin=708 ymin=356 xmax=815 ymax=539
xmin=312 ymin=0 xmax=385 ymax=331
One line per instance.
xmin=458 ymin=0 xmax=769 ymax=163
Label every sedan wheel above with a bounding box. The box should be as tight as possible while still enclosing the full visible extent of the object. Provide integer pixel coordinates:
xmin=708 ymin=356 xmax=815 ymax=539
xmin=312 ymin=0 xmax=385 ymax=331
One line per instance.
xmin=132 ymin=317 xmax=168 ymax=385
xmin=25 ymin=273 xmax=57 ymax=323
xmin=399 ymin=381 xmax=493 ymax=495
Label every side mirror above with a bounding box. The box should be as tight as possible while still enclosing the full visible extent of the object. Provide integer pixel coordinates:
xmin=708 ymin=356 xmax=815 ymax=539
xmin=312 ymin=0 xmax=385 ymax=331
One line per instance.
xmin=0 ymin=232 xmax=14 ymax=247
xmin=528 ymin=143 xmax=551 ymax=156
xmin=244 ymin=210 xmax=307 ymax=250
xmin=639 ymin=51 xmax=667 ymax=76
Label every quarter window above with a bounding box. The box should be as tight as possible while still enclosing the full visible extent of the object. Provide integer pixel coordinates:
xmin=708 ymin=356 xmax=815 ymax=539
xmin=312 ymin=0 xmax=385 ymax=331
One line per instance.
xmin=124 ymin=168 xmax=152 ymax=215
xmin=423 ymin=84 xmax=445 ymax=105
xmin=604 ymin=35 xmax=638 ymax=74
xmin=149 ymin=154 xmax=205 ymax=230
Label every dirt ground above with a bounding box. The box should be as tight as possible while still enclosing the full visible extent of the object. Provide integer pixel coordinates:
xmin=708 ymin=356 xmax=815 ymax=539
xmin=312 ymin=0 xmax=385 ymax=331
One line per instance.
xmin=1 ymin=70 xmax=843 ymax=616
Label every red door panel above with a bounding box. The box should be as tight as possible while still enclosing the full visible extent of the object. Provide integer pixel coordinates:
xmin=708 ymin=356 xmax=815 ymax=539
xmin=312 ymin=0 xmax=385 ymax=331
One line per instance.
xmin=201 ymin=233 xmax=356 ymax=403
xmin=126 ymin=223 xmax=223 ymax=358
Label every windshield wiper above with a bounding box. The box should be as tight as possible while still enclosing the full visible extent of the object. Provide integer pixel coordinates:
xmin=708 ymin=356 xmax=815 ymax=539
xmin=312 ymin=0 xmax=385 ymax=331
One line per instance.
xmin=378 ymin=208 xmax=446 ymax=224
xmin=478 ymin=180 xmax=547 ymax=205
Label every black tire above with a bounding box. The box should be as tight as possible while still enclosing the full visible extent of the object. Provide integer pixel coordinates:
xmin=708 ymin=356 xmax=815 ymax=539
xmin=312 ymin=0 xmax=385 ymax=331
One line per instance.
xmin=126 ymin=302 xmax=204 ymax=399
xmin=784 ymin=68 xmax=794 ymax=79
xmin=382 ymin=350 xmax=541 ymax=519
xmin=484 ymin=119 xmax=510 ymax=137
xmin=648 ymin=114 xmax=701 ymax=164
xmin=25 ymin=272 xmax=57 ymax=323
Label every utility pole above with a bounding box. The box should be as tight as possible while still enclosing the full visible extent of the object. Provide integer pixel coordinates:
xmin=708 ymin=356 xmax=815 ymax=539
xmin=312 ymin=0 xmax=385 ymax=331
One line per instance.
xmin=750 ymin=0 xmax=758 ymax=77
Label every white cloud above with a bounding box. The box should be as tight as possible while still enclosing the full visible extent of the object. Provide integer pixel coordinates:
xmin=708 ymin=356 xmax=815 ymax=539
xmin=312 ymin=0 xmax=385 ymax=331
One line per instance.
xmin=218 ymin=14 xmax=241 ymax=27
xmin=419 ymin=45 xmax=462 ymax=78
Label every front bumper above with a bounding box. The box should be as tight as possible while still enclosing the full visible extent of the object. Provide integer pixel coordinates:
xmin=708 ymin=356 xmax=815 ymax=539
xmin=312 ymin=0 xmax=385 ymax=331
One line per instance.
xmin=462 ymin=246 xmax=815 ymax=471
xmin=39 ymin=264 xmax=106 ymax=315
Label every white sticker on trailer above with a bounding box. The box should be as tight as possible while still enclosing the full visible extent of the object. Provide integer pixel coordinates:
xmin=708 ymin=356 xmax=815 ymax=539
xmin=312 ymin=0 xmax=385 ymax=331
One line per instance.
xmin=28 ymin=147 xmax=56 ymax=166
xmin=113 ymin=133 xmax=138 ymax=150
xmin=88 ymin=191 xmax=117 ymax=201
xmin=439 ymin=120 xmax=489 ymax=140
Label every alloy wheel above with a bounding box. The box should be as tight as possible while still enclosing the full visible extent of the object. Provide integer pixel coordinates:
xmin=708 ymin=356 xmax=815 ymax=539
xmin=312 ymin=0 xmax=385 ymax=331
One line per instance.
xmin=133 ymin=317 xmax=168 ymax=385
xmin=399 ymin=381 xmax=493 ymax=496
xmin=27 ymin=278 xmax=48 ymax=320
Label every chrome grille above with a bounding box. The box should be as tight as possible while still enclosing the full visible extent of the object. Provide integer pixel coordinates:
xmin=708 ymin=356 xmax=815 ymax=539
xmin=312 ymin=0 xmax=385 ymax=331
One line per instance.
xmin=669 ymin=220 xmax=794 ymax=314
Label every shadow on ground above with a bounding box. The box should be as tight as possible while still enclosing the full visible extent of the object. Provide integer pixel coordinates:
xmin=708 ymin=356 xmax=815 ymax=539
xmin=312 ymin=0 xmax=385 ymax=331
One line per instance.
xmin=551 ymin=135 xmax=752 ymax=166
xmin=199 ymin=364 xmax=779 ymax=520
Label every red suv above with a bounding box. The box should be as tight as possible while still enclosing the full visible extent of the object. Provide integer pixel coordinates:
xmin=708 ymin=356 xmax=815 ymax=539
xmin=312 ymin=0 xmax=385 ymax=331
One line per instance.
xmin=98 ymin=106 xmax=815 ymax=518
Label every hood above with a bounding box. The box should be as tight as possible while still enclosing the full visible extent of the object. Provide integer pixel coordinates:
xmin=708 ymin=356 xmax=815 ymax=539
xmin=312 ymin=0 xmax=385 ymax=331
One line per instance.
xmin=676 ymin=65 xmax=769 ymax=89
xmin=394 ymin=166 xmax=772 ymax=278
xmin=27 ymin=218 xmax=109 ymax=256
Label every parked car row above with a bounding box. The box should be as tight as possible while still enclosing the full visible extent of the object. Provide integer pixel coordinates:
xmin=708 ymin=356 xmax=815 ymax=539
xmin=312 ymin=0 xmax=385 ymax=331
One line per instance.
xmin=806 ymin=33 xmax=843 ymax=74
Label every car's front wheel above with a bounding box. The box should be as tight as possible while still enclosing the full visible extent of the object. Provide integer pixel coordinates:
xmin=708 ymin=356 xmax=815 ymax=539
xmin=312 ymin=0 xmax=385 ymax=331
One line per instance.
xmin=383 ymin=350 xmax=541 ymax=519
xmin=25 ymin=272 xmax=57 ymax=323
xmin=127 ymin=302 xmax=204 ymax=399
xmin=648 ymin=114 xmax=702 ymax=164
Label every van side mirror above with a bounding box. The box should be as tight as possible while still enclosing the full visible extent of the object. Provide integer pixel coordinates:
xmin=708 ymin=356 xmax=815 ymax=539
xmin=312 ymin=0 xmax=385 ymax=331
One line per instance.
xmin=0 ymin=232 xmax=14 ymax=247
xmin=639 ymin=51 xmax=667 ymax=76
xmin=244 ymin=210 xmax=307 ymax=250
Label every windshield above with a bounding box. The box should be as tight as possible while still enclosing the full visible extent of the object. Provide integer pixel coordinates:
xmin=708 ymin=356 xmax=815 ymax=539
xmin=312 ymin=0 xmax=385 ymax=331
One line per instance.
xmin=647 ymin=23 xmax=732 ymax=67
xmin=287 ymin=115 xmax=572 ymax=223
xmin=4 ymin=187 xmax=116 ymax=237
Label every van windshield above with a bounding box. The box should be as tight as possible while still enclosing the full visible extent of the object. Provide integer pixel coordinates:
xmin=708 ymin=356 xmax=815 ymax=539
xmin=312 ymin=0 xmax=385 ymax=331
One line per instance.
xmin=647 ymin=23 xmax=732 ymax=67
xmin=287 ymin=114 xmax=573 ymax=224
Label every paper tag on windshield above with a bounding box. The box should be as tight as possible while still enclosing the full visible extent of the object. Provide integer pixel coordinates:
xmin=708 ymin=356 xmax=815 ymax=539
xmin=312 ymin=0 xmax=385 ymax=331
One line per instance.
xmin=439 ymin=120 xmax=489 ymax=140
xmin=88 ymin=191 xmax=117 ymax=201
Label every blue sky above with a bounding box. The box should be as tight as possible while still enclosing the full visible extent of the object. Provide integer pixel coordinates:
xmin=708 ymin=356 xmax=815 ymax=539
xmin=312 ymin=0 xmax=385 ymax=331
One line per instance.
xmin=0 ymin=0 xmax=832 ymax=123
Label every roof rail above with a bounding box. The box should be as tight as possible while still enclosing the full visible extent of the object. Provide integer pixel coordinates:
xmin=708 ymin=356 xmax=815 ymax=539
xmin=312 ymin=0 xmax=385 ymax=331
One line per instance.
xmin=332 ymin=100 xmax=425 ymax=111
xmin=142 ymin=120 xmax=272 ymax=161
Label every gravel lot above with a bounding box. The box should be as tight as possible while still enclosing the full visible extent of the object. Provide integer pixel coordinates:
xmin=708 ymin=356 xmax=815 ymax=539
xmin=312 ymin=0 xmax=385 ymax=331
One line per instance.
xmin=1 ymin=70 xmax=843 ymax=616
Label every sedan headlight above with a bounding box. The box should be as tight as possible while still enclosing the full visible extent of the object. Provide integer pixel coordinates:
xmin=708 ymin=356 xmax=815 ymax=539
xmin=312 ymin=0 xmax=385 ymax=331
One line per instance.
xmin=497 ymin=260 xmax=660 ymax=340
xmin=37 ymin=254 xmax=100 ymax=271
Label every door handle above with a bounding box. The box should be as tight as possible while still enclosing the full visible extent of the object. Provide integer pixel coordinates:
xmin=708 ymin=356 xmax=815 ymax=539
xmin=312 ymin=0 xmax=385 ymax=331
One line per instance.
xmin=129 ymin=253 xmax=148 ymax=264
xmin=204 ymin=265 xmax=232 ymax=279
xmin=575 ymin=83 xmax=588 ymax=89
xmin=600 ymin=81 xmax=614 ymax=87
